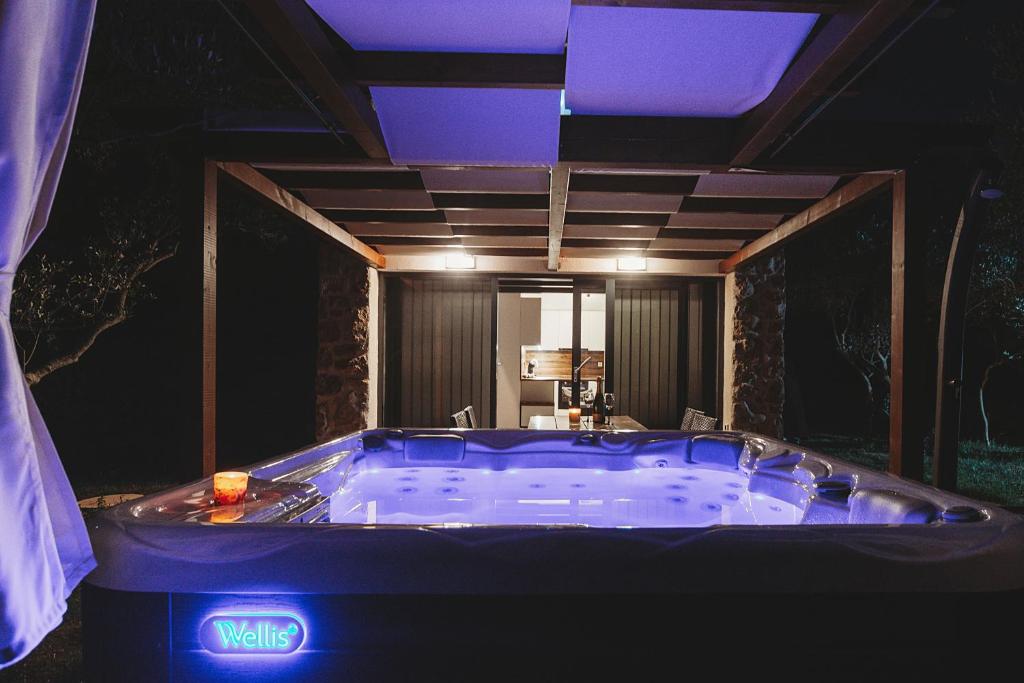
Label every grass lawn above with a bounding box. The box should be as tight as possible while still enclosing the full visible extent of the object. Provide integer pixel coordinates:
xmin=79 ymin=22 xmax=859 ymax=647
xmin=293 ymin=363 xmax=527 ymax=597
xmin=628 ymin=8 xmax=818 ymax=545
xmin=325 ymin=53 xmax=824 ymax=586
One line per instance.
xmin=800 ymin=434 xmax=1024 ymax=508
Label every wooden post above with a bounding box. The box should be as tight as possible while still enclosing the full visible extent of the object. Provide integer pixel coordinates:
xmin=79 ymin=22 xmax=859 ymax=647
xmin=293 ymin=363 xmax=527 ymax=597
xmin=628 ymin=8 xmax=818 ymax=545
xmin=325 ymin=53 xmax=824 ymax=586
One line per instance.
xmin=202 ymin=160 xmax=217 ymax=477
xmin=889 ymin=170 xmax=924 ymax=480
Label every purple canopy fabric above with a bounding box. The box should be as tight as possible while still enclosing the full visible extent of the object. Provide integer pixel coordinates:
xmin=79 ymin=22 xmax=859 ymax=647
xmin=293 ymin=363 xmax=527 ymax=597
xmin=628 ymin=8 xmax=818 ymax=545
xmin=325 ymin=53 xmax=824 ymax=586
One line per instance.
xmin=305 ymin=0 xmax=571 ymax=53
xmin=565 ymin=7 xmax=818 ymax=117
xmin=371 ymin=87 xmax=561 ymax=166
xmin=0 ymin=0 xmax=97 ymax=668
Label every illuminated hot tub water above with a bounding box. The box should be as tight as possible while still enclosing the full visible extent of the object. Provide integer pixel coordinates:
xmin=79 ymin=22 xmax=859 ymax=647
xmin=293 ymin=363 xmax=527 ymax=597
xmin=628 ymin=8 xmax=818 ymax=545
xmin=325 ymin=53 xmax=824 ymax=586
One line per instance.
xmin=330 ymin=464 xmax=802 ymax=527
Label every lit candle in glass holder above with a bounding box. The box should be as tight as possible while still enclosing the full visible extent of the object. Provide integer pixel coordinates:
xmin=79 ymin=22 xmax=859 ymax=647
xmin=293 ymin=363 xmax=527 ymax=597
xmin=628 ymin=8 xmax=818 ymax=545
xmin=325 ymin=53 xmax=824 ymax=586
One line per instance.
xmin=567 ymin=406 xmax=581 ymax=427
xmin=213 ymin=471 xmax=248 ymax=505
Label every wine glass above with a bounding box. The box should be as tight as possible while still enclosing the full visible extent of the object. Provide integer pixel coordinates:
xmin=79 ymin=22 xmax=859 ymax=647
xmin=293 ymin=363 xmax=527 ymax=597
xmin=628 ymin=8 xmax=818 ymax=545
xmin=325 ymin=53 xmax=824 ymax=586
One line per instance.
xmin=603 ymin=392 xmax=616 ymax=422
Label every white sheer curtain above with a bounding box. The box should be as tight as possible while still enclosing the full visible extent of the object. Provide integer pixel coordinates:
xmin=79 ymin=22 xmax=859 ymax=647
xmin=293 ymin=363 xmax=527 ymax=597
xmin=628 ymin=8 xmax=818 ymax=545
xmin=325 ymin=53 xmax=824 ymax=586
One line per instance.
xmin=0 ymin=0 xmax=97 ymax=668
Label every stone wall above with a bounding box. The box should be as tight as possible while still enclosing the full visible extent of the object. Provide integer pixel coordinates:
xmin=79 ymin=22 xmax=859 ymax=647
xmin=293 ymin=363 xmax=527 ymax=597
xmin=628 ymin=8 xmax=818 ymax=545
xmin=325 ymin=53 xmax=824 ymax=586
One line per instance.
xmin=731 ymin=253 xmax=785 ymax=438
xmin=315 ymin=242 xmax=370 ymax=440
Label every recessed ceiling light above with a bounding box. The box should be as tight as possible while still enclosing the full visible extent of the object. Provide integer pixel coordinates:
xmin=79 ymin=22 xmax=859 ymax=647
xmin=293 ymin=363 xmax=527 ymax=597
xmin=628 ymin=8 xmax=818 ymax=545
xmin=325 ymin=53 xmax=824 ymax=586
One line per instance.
xmin=616 ymin=257 xmax=647 ymax=271
xmin=445 ymin=253 xmax=476 ymax=270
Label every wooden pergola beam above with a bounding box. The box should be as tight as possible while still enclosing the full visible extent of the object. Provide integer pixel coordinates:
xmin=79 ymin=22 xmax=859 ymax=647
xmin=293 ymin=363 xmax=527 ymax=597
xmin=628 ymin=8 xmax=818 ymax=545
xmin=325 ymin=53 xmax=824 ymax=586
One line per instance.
xmin=548 ymin=164 xmax=571 ymax=270
xmin=217 ymin=161 xmax=386 ymax=268
xmin=243 ymin=0 xmax=389 ymax=160
xmin=718 ymin=172 xmax=891 ymax=272
xmin=353 ymin=51 xmax=565 ymax=89
xmin=731 ymin=0 xmax=915 ymax=166
xmin=571 ymin=0 xmax=847 ymax=12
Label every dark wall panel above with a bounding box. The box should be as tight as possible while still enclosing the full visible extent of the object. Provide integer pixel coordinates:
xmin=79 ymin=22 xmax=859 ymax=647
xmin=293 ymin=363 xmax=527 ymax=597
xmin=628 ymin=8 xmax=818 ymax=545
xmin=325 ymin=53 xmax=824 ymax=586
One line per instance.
xmin=613 ymin=281 xmax=721 ymax=429
xmin=386 ymin=277 xmax=495 ymax=427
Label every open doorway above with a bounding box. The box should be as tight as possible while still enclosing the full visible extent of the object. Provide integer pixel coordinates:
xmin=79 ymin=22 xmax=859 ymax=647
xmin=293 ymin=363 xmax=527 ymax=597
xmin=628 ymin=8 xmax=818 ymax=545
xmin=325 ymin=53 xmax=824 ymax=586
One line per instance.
xmin=495 ymin=279 xmax=607 ymax=428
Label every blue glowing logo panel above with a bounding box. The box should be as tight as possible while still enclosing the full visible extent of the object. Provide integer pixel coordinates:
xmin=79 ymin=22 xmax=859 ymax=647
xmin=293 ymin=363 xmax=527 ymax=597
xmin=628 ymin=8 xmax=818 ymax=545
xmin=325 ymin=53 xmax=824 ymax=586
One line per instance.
xmin=199 ymin=612 xmax=306 ymax=655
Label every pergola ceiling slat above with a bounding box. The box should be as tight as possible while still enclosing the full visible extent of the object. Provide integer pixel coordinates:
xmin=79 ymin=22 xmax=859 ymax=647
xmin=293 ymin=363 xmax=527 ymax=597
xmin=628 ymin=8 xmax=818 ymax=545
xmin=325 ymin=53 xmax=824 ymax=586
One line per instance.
xmin=362 ymin=236 xmax=460 ymax=246
xmin=678 ymin=196 xmax=816 ymax=214
xmin=562 ymin=225 xmax=660 ymax=239
xmin=567 ymin=191 xmax=686 ymax=213
xmin=262 ymin=170 xmax=424 ymax=190
xmin=419 ymin=168 xmax=551 ymax=194
xmin=322 ymin=209 xmax=447 ymax=223
xmin=446 ymin=209 xmax=549 ymax=226
xmin=451 ymin=225 xmax=550 ymax=237
xmin=647 ymin=237 xmax=747 ymax=250
xmin=666 ymin=212 xmax=783 ymax=228
xmin=568 ymin=173 xmax=700 ymax=194
xmin=562 ymin=238 xmax=652 ymax=249
xmin=345 ymin=223 xmax=454 ymax=237
xmin=466 ymin=247 xmax=549 ymax=257
xmin=643 ymin=249 xmax=736 ymax=260
xmin=431 ymin=193 xmax=550 ymax=210
xmin=692 ymin=172 xmax=839 ymax=198
xmin=565 ymin=212 xmax=670 ymax=227
xmin=301 ymin=189 xmax=435 ymax=210
xmin=658 ymin=227 xmax=771 ymax=240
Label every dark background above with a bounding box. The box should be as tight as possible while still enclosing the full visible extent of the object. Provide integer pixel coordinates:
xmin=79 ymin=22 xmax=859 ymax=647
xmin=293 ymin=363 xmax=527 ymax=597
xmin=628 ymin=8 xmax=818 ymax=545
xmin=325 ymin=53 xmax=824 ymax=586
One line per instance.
xmin=14 ymin=0 xmax=1024 ymax=495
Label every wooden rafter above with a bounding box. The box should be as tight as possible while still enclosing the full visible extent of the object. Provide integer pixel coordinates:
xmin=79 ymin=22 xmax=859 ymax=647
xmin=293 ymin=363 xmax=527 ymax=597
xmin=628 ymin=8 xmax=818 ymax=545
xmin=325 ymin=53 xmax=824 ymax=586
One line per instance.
xmin=548 ymin=164 xmax=571 ymax=270
xmin=217 ymin=161 xmax=386 ymax=268
xmin=718 ymin=172 xmax=891 ymax=272
xmin=731 ymin=0 xmax=915 ymax=166
xmin=206 ymin=116 xmax=987 ymax=172
xmin=353 ymin=51 xmax=564 ymax=89
xmin=243 ymin=0 xmax=389 ymax=159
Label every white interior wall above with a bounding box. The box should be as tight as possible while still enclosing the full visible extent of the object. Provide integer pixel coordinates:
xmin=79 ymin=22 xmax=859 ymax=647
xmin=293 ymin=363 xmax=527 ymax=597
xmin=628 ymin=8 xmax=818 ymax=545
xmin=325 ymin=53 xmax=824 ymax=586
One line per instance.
xmin=496 ymin=293 xmax=523 ymax=428
xmin=530 ymin=292 xmax=605 ymax=350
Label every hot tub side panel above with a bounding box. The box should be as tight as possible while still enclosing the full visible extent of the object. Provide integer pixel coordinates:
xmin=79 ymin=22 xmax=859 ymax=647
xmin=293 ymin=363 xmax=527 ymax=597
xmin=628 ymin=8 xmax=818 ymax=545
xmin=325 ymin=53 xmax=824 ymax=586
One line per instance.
xmin=83 ymin=584 xmax=1024 ymax=682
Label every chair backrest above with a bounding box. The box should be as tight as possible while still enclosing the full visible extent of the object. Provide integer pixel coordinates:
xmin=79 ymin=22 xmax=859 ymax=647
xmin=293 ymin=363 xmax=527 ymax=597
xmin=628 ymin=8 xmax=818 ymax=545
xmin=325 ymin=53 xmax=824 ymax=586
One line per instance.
xmin=451 ymin=409 xmax=470 ymax=429
xmin=680 ymin=407 xmax=704 ymax=430
xmin=690 ymin=413 xmax=719 ymax=431
xmin=464 ymin=405 xmax=478 ymax=429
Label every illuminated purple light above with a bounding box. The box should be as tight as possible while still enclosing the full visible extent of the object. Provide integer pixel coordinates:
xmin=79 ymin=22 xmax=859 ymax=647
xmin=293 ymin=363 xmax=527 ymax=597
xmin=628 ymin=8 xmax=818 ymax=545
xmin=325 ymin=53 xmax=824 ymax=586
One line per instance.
xmin=332 ymin=465 xmax=802 ymax=527
xmin=565 ymin=7 xmax=818 ymax=117
xmin=305 ymin=0 xmax=571 ymax=54
xmin=370 ymin=87 xmax=561 ymax=166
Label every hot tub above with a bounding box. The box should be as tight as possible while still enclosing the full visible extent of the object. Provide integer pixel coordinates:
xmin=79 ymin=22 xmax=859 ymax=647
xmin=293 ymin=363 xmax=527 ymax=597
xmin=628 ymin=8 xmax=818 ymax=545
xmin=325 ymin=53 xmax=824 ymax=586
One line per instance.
xmin=84 ymin=429 xmax=1024 ymax=681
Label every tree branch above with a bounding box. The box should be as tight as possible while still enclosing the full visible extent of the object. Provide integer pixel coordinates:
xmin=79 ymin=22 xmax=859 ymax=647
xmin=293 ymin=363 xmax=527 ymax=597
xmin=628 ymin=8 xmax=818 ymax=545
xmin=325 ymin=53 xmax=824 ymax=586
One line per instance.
xmin=23 ymin=250 xmax=175 ymax=386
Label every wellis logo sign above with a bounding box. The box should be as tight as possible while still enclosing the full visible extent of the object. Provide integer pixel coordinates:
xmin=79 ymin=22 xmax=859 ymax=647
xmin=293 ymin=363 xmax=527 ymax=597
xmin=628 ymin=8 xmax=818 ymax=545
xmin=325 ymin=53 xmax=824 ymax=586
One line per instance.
xmin=199 ymin=612 xmax=307 ymax=655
